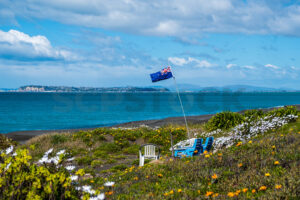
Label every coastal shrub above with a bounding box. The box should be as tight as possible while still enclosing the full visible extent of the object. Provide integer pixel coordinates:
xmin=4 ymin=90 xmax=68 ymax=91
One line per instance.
xmin=72 ymin=131 xmax=93 ymax=145
xmin=105 ymin=158 xmax=117 ymax=164
xmin=267 ymin=106 xmax=298 ymax=118
xmin=76 ymin=156 xmax=93 ymax=165
xmin=69 ymin=147 xmax=88 ymax=157
xmin=112 ymin=155 xmax=126 ymax=160
xmin=113 ymin=129 xmax=142 ymax=142
xmin=92 ymin=128 xmax=112 ymax=136
xmin=131 ymin=159 xmax=139 ymax=166
xmin=0 ymin=148 xmax=79 ymax=199
xmin=82 ymin=167 xmax=95 ymax=176
xmin=93 ymin=150 xmax=107 ymax=159
xmin=51 ymin=134 xmax=68 ymax=144
xmin=71 ymin=127 xmax=187 ymax=154
xmin=142 ymin=127 xmax=187 ymax=151
xmin=122 ymin=144 xmax=140 ymax=155
xmin=206 ymin=111 xmax=245 ymax=131
xmin=95 ymin=143 xmax=121 ymax=153
xmin=115 ymin=140 xmax=130 ymax=148
xmin=131 ymin=159 xmax=151 ymax=166
xmin=0 ymin=134 xmax=17 ymax=150
xmin=91 ymin=160 xmax=103 ymax=168
xmin=111 ymin=164 xmax=128 ymax=172
xmin=72 ymin=130 xmax=105 ymax=146
xmin=243 ymin=109 xmax=265 ymax=121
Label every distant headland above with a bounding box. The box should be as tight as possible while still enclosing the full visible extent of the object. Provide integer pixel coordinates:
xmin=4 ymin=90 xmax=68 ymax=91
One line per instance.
xmin=3 ymin=85 xmax=170 ymax=93
xmin=0 ymin=84 xmax=299 ymax=93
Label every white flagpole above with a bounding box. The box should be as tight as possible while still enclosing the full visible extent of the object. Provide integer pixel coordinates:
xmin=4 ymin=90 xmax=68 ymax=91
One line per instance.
xmin=172 ymin=76 xmax=190 ymax=138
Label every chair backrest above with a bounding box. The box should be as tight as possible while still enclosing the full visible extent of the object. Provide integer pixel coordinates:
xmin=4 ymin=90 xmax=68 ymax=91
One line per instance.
xmin=140 ymin=144 xmax=160 ymax=159
xmin=203 ymin=137 xmax=214 ymax=151
xmin=195 ymin=138 xmax=203 ymax=152
xmin=144 ymin=145 xmax=156 ymax=157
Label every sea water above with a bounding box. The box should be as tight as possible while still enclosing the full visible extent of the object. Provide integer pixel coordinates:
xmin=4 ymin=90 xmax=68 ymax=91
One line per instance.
xmin=0 ymin=92 xmax=299 ymax=133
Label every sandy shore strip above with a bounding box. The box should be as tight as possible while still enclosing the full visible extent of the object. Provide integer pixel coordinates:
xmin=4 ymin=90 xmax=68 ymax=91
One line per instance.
xmin=3 ymin=114 xmax=214 ymax=143
xmin=3 ymin=105 xmax=300 ymax=143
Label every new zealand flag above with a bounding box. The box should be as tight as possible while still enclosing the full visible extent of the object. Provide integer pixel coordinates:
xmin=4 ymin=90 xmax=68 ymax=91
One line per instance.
xmin=150 ymin=66 xmax=173 ymax=82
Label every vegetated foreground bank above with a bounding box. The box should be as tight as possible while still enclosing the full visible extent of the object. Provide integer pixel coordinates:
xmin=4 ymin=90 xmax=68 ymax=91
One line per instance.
xmin=5 ymin=105 xmax=300 ymax=144
xmin=0 ymin=106 xmax=299 ymax=199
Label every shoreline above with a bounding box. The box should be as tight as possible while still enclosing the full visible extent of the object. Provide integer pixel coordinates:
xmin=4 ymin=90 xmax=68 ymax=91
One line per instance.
xmin=3 ymin=104 xmax=300 ymax=143
xmin=3 ymin=114 xmax=215 ymax=143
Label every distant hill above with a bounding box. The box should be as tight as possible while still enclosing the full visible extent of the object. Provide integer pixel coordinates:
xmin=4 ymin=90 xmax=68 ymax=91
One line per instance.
xmin=166 ymin=84 xmax=299 ymax=92
xmin=2 ymin=84 xmax=299 ymax=93
xmin=0 ymin=88 xmax=17 ymax=92
xmin=17 ymin=85 xmax=170 ymax=93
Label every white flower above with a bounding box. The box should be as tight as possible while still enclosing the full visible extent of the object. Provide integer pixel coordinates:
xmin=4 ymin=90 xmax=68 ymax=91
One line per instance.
xmin=104 ymin=181 xmax=115 ymax=187
xmin=81 ymin=185 xmax=95 ymax=194
xmin=12 ymin=152 xmax=17 ymax=156
xmin=75 ymin=186 xmax=81 ymax=191
xmin=45 ymin=148 xmax=53 ymax=155
xmin=90 ymin=193 xmax=105 ymax=200
xmin=5 ymin=163 xmax=11 ymax=170
xmin=70 ymin=175 xmax=78 ymax=181
xmin=66 ymin=157 xmax=75 ymax=161
xmin=76 ymin=185 xmax=96 ymax=194
xmin=208 ymin=114 xmax=298 ymax=150
xmin=5 ymin=146 xmax=13 ymax=154
xmin=56 ymin=150 xmax=65 ymax=155
xmin=66 ymin=165 xmax=76 ymax=171
xmin=38 ymin=156 xmax=49 ymax=164
xmin=49 ymin=156 xmax=60 ymax=165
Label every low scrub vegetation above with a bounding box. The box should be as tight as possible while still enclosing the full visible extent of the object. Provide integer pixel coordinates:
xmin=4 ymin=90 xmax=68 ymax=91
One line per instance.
xmin=206 ymin=106 xmax=298 ymax=131
xmin=0 ymin=134 xmax=17 ymax=149
xmin=206 ymin=111 xmax=244 ymax=131
xmin=0 ymin=106 xmax=299 ymax=199
xmin=0 ymin=148 xmax=80 ymax=199
xmin=108 ymin=121 xmax=300 ymax=199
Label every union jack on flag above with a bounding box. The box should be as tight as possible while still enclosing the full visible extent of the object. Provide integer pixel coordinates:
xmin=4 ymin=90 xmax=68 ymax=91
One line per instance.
xmin=150 ymin=66 xmax=173 ymax=82
xmin=161 ymin=66 xmax=171 ymax=75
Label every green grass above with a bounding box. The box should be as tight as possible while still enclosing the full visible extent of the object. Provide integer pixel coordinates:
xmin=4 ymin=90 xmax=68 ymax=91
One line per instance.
xmin=23 ymin=126 xmax=187 ymax=179
xmin=106 ymin=119 xmax=300 ymax=199
xmin=1 ymin=107 xmax=298 ymax=199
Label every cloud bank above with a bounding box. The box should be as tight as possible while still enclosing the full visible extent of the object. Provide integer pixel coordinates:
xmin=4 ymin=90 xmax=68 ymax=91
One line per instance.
xmin=168 ymin=57 xmax=213 ymax=68
xmin=0 ymin=30 xmax=73 ymax=61
xmin=2 ymin=0 xmax=300 ymax=37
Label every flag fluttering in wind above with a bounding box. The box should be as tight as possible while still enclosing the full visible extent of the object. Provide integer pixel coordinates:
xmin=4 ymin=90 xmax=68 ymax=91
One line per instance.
xmin=150 ymin=66 xmax=173 ymax=82
xmin=149 ymin=66 xmax=190 ymax=138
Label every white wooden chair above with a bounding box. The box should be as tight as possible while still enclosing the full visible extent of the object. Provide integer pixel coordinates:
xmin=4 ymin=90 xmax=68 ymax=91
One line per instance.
xmin=139 ymin=144 xmax=160 ymax=167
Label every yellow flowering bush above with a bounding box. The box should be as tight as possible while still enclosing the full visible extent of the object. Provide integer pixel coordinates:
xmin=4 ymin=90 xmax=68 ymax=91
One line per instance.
xmin=0 ymin=148 xmax=79 ymax=199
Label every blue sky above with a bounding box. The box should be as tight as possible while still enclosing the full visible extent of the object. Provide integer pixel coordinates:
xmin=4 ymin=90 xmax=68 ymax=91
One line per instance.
xmin=0 ymin=0 xmax=300 ymax=89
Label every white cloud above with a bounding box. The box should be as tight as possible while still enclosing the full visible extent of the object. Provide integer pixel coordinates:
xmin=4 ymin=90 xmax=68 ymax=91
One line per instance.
xmin=265 ymin=64 xmax=279 ymax=69
xmin=243 ymin=65 xmax=255 ymax=70
xmin=196 ymin=60 xmax=213 ymax=68
xmin=1 ymin=59 xmax=300 ymax=89
xmin=226 ymin=63 xmax=236 ymax=69
xmin=267 ymin=6 xmax=300 ymax=36
xmin=168 ymin=57 xmax=188 ymax=66
xmin=0 ymin=29 xmax=74 ymax=60
xmin=147 ymin=20 xmax=181 ymax=36
xmin=2 ymin=0 xmax=300 ymax=36
xmin=168 ymin=57 xmax=213 ymax=68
